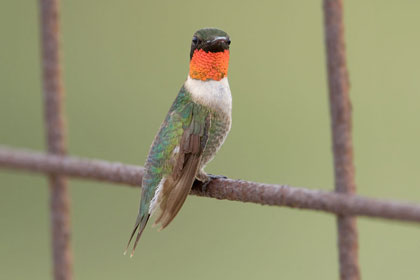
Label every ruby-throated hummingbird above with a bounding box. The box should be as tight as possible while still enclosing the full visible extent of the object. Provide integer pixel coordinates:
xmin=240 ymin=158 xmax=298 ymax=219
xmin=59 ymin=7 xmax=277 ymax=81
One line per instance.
xmin=125 ymin=28 xmax=232 ymax=256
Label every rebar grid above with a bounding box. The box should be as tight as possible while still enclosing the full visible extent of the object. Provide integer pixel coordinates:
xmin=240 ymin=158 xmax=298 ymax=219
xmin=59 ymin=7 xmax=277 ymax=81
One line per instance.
xmin=1 ymin=0 xmax=414 ymax=279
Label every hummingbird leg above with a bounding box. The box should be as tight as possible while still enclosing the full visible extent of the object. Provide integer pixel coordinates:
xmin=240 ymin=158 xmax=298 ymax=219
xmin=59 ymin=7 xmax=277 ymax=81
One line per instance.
xmin=196 ymin=171 xmax=227 ymax=193
xmin=208 ymin=174 xmax=228 ymax=180
xmin=195 ymin=170 xmax=208 ymax=183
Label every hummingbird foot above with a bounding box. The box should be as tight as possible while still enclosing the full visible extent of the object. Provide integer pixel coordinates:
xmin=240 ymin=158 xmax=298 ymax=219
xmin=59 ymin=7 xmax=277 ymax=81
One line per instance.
xmin=200 ymin=174 xmax=227 ymax=193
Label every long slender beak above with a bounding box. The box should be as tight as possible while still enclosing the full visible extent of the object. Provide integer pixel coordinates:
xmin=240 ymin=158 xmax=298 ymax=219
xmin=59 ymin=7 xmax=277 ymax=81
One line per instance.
xmin=203 ymin=37 xmax=230 ymax=52
xmin=209 ymin=36 xmax=230 ymax=44
xmin=211 ymin=36 xmax=228 ymax=42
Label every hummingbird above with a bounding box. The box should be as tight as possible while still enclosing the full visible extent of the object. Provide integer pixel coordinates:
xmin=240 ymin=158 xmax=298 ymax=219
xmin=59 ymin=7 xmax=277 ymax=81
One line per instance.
xmin=125 ymin=28 xmax=232 ymax=256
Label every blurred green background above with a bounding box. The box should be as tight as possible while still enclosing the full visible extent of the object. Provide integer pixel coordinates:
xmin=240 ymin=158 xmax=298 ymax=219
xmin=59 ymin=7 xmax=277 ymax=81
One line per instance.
xmin=1 ymin=1 xmax=420 ymax=279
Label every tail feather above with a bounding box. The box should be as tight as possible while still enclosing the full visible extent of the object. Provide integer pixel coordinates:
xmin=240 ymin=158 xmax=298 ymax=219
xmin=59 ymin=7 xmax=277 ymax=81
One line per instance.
xmin=124 ymin=214 xmax=150 ymax=257
xmin=124 ymin=222 xmax=139 ymax=255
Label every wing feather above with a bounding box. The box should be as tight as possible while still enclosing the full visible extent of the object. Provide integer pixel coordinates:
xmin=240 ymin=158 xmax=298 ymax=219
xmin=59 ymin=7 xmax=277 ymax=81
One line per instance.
xmin=126 ymin=88 xmax=210 ymax=255
xmin=154 ymin=108 xmax=210 ymax=229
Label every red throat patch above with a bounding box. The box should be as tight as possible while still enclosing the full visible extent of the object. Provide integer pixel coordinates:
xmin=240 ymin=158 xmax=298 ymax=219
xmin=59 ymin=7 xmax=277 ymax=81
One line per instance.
xmin=189 ymin=49 xmax=230 ymax=81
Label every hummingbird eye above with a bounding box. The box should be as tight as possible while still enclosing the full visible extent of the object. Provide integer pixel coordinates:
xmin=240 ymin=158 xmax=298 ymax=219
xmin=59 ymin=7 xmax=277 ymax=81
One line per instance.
xmin=226 ymin=39 xmax=231 ymax=45
xmin=192 ymin=36 xmax=199 ymax=45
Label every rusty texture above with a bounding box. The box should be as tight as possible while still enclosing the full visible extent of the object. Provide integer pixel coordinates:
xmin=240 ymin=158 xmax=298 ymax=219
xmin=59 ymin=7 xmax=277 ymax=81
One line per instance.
xmin=2 ymin=146 xmax=420 ymax=223
xmin=39 ymin=0 xmax=73 ymax=279
xmin=323 ymin=0 xmax=360 ymax=279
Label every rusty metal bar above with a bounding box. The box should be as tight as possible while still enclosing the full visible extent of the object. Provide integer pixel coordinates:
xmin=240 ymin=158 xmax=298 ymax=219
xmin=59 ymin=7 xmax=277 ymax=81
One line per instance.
xmin=2 ymin=146 xmax=420 ymax=224
xmin=39 ymin=0 xmax=73 ymax=279
xmin=323 ymin=0 xmax=361 ymax=279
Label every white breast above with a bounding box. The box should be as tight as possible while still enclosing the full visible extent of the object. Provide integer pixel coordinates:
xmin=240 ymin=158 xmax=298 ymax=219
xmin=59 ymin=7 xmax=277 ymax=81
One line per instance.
xmin=184 ymin=76 xmax=232 ymax=116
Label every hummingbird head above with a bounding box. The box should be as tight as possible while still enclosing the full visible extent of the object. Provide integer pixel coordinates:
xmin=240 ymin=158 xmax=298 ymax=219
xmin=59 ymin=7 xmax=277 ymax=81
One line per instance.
xmin=189 ymin=28 xmax=231 ymax=81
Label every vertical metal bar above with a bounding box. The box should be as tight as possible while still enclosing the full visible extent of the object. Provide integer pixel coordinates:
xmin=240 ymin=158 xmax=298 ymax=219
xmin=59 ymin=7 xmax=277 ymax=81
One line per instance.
xmin=39 ymin=0 xmax=73 ymax=279
xmin=323 ymin=0 xmax=360 ymax=279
